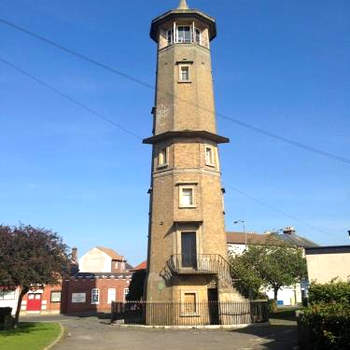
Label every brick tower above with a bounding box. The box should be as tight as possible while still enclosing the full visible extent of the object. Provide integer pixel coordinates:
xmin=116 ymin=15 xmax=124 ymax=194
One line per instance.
xmin=144 ymin=0 xmax=243 ymax=325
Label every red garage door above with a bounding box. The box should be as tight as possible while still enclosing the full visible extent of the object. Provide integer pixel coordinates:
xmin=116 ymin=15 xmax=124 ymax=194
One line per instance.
xmin=27 ymin=293 xmax=42 ymax=311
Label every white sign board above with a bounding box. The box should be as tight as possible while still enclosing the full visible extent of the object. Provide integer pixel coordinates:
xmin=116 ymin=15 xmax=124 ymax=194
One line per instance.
xmin=72 ymin=293 xmax=86 ymax=303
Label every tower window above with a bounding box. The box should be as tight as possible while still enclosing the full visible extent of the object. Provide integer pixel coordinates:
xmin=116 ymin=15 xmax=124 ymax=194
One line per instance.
xmin=179 ymin=186 xmax=195 ymax=207
xmin=205 ymin=146 xmax=215 ymax=166
xmin=158 ymin=147 xmax=168 ymax=167
xmin=195 ymin=28 xmax=201 ymax=44
xmin=183 ymin=293 xmax=197 ymax=314
xmin=179 ymin=66 xmax=190 ymax=82
xmin=177 ymin=26 xmax=191 ymax=43
xmin=167 ymin=29 xmax=173 ymax=45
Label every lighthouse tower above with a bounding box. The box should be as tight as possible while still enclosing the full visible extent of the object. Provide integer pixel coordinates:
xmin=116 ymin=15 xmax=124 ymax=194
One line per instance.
xmin=143 ymin=0 xmax=243 ymax=325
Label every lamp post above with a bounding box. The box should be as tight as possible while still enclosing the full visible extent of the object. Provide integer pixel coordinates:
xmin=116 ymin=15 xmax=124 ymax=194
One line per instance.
xmin=234 ymin=220 xmax=247 ymax=246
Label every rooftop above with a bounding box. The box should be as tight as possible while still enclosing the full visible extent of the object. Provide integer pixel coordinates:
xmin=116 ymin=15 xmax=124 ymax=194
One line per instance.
xmin=96 ymin=246 xmax=125 ymax=261
xmin=226 ymin=231 xmax=318 ymax=248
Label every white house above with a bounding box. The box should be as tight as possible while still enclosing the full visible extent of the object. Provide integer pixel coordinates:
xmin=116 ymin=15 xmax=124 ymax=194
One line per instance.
xmin=79 ymin=246 xmax=131 ymax=273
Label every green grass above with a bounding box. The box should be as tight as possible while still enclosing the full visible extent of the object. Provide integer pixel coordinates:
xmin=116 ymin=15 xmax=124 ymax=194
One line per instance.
xmin=269 ymin=306 xmax=301 ymax=326
xmin=0 ymin=322 xmax=61 ymax=350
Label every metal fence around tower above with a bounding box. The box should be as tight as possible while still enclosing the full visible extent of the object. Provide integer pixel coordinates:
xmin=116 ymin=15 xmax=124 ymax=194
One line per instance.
xmin=111 ymin=300 xmax=269 ymax=326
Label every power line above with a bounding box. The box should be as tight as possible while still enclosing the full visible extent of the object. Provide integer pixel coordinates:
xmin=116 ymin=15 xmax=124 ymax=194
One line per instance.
xmin=1 ymin=17 xmax=349 ymax=165
xmin=226 ymin=185 xmax=330 ymax=236
xmin=0 ymin=56 xmax=142 ymax=140
xmin=0 ymin=55 xmax=332 ymax=235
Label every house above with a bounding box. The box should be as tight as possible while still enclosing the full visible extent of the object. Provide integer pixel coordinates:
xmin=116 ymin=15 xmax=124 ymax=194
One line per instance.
xmin=227 ymin=227 xmax=318 ymax=306
xmin=79 ymin=246 xmax=132 ymax=273
xmin=1 ymin=247 xmax=133 ymax=316
xmin=305 ymin=245 xmax=350 ymax=283
xmin=62 ymin=247 xmax=133 ymax=314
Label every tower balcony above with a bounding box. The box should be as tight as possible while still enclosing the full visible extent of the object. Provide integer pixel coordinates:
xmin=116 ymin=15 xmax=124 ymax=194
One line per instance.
xmin=167 ymin=254 xmax=232 ymax=286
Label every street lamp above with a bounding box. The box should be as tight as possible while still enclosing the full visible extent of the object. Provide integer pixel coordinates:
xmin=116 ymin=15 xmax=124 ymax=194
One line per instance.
xmin=234 ymin=220 xmax=247 ymax=246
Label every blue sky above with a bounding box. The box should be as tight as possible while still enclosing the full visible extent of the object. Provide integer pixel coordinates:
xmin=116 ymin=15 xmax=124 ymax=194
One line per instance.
xmin=0 ymin=0 xmax=349 ymax=265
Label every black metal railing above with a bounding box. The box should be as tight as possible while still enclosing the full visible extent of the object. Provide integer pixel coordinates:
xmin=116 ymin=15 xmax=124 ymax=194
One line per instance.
xmin=111 ymin=301 xmax=269 ymax=326
xmin=167 ymin=254 xmax=232 ymax=286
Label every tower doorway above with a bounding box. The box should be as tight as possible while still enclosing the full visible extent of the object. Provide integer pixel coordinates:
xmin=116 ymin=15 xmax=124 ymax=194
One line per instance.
xmin=208 ymin=288 xmax=219 ymax=325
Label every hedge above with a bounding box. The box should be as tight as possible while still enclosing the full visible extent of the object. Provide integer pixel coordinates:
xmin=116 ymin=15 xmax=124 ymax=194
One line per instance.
xmin=308 ymin=281 xmax=350 ymax=305
xmin=298 ymin=303 xmax=350 ymax=350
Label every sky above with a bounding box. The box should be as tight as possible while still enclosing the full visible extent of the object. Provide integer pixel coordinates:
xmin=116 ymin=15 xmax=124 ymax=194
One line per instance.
xmin=0 ymin=0 xmax=349 ymax=266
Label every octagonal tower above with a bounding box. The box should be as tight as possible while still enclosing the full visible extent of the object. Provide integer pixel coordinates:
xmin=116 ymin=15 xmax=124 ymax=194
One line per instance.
xmin=144 ymin=0 xmax=244 ymax=325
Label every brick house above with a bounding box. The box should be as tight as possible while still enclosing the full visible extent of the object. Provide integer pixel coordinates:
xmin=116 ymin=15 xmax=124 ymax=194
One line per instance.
xmin=61 ymin=247 xmax=133 ymax=315
xmin=2 ymin=247 xmax=132 ymax=316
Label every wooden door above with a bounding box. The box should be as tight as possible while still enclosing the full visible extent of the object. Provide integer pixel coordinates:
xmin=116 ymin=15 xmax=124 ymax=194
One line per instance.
xmin=181 ymin=232 xmax=197 ymax=268
xmin=27 ymin=293 xmax=42 ymax=311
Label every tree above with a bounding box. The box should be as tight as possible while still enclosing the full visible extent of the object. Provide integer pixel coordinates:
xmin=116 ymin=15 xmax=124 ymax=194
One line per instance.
xmin=0 ymin=225 xmax=70 ymax=326
xmin=229 ymin=245 xmax=265 ymax=299
xmin=260 ymin=243 xmax=307 ymax=301
xmin=229 ymin=240 xmax=307 ymax=301
xmin=126 ymin=270 xmax=146 ymax=301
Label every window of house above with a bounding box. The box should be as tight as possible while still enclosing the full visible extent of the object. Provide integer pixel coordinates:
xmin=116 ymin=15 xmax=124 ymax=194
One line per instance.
xmin=183 ymin=292 xmax=197 ymax=315
xmin=50 ymin=291 xmax=61 ymax=303
xmin=0 ymin=290 xmax=15 ymax=300
xmin=177 ymin=26 xmax=191 ymax=43
xmin=91 ymin=288 xmax=100 ymax=304
xmin=123 ymin=288 xmax=129 ymax=302
xmin=195 ymin=28 xmax=201 ymax=44
xmin=158 ymin=147 xmax=168 ymax=167
xmin=167 ymin=29 xmax=173 ymax=45
xmin=179 ymin=66 xmax=190 ymax=82
xmin=180 ymin=187 xmax=195 ymax=207
xmin=205 ymin=146 xmax=215 ymax=166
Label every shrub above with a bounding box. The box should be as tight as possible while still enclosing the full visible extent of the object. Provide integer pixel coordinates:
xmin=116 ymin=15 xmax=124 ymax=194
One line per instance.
xmin=308 ymin=281 xmax=350 ymax=305
xmin=0 ymin=307 xmax=14 ymax=330
xmin=298 ymin=303 xmax=350 ymax=350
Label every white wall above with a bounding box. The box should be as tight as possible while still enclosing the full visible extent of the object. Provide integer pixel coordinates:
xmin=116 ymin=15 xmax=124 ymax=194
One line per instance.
xmin=0 ymin=288 xmax=19 ymax=315
xmin=79 ymin=248 xmax=112 ymax=273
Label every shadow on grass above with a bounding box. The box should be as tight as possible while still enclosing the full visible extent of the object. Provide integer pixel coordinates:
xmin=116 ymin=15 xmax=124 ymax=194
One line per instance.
xmin=0 ymin=322 xmax=49 ymax=337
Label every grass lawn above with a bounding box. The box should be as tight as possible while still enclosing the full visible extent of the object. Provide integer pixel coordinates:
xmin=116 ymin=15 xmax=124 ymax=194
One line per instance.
xmin=0 ymin=322 xmax=61 ymax=350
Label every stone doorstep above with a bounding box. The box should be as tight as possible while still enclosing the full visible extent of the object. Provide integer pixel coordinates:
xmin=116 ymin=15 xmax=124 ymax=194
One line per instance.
xmin=112 ymin=322 xmax=269 ymax=330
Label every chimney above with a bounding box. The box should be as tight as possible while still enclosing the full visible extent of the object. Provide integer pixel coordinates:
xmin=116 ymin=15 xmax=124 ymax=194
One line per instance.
xmin=283 ymin=226 xmax=296 ymax=235
xmin=71 ymin=247 xmax=78 ymax=263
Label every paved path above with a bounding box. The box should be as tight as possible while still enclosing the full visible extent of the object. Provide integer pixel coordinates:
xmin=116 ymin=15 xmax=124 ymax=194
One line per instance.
xmin=23 ymin=316 xmax=298 ymax=350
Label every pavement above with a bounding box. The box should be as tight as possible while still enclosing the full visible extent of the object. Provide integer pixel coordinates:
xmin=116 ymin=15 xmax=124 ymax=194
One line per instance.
xmin=22 ymin=315 xmax=298 ymax=350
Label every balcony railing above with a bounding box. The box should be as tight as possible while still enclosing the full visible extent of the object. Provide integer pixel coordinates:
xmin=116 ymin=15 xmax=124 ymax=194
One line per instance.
xmin=167 ymin=254 xmax=232 ymax=286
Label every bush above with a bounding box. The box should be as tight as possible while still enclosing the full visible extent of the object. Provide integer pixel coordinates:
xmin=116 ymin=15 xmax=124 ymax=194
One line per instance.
xmin=308 ymin=281 xmax=350 ymax=305
xmin=298 ymin=303 xmax=350 ymax=350
xmin=0 ymin=307 xmax=14 ymax=330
